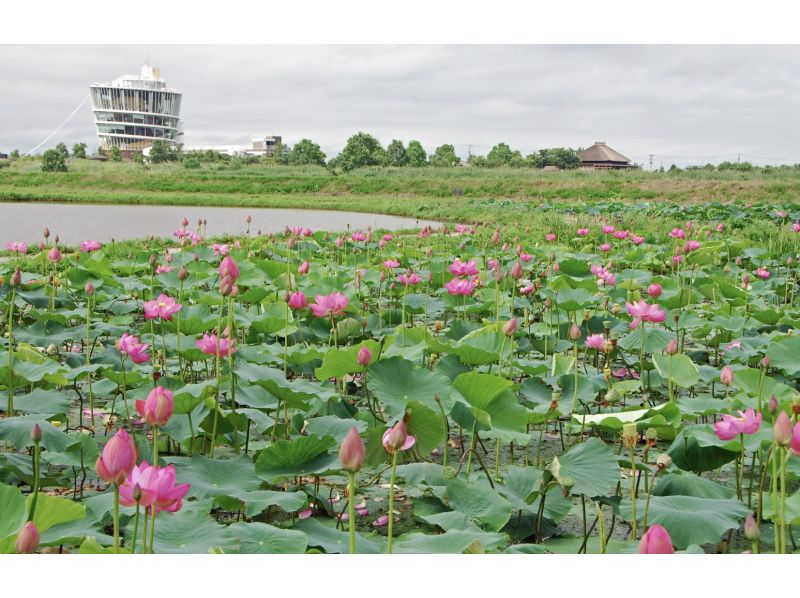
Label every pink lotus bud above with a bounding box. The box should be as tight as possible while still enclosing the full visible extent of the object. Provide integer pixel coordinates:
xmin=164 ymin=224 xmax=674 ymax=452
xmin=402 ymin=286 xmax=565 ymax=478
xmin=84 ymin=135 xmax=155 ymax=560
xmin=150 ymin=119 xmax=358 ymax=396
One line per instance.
xmin=219 ymin=256 xmax=240 ymax=282
xmin=47 ymin=246 xmax=61 ymax=263
xmin=178 ymin=265 xmax=188 ymax=281
xmin=769 ymin=395 xmax=778 ymax=413
xmin=95 ymin=429 xmax=138 ymax=485
xmin=492 ymin=229 xmax=501 ymax=245
xmin=31 ymin=423 xmax=42 ymax=443
xmin=182 ymin=217 xmax=189 ymax=227
xmin=135 ymin=386 xmax=174 ymax=426
xmin=298 ymin=260 xmax=309 ymax=275
xmin=511 ymin=262 xmax=524 ymax=280
xmin=43 ymin=227 xmax=50 ymax=239
xmin=552 ymin=262 xmax=560 ymax=273
xmin=503 ymin=317 xmax=518 ymax=336
xmin=85 ymin=282 xmax=94 ymax=295
xmin=647 ymin=283 xmax=662 ymax=298
xmin=246 ymin=214 xmax=252 ymax=224
xmin=638 ymin=524 xmax=674 ymax=554
xmin=760 ymin=356 xmax=770 ymax=369
xmin=743 ymin=512 xmax=759 ymax=541
xmin=569 ymin=323 xmax=581 ymax=341
xmin=666 ymin=339 xmax=679 ymax=355
xmin=288 ymin=237 xmax=296 ymax=249
xmin=339 ymin=427 xmax=366 ymax=472
xmin=791 ymin=422 xmax=800 ymax=457
xmin=382 ymin=420 xmax=415 ymax=453
xmin=357 ymin=346 xmax=372 ymax=367
xmin=720 ymin=366 xmax=734 ymax=386
xmin=15 ymin=522 xmax=40 ymax=554
xmin=10 ymin=268 xmax=21 ymax=288
xmin=288 ymin=291 xmax=307 ymax=310
xmin=773 ymin=411 xmax=793 ymax=446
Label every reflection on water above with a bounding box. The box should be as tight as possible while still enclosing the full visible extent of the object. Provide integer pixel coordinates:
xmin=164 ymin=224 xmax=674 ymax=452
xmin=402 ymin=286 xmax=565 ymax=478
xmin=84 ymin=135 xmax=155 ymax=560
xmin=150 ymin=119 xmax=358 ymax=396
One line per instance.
xmin=0 ymin=202 xmax=439 ymax=245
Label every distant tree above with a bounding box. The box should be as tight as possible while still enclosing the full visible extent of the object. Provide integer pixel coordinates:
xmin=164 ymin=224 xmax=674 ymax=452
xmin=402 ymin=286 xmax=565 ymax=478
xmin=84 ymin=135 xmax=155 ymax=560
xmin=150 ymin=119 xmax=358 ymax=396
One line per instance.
xmin=525 ymin=148 xmax=580 ymax=170
xmin=467 ymin=154 xmax=489 ymax=168
xmin=71 ymin=143 xmax=87 ymax=159
xmin=288 ymin=139 xmax=326 ymax=166
xmin=183 ymin=157 xmax=201 ymax=169
xmin=429 ymin=144 xmax=460 ymax=167
xmin=487 ymin=142 xmax=522 ymax=167
xmin=9 ymin=149 xmax=20 ymax=160
xmin=54 ymin=142 xmax=69 ymax=160
xmin=668 ymin=164 xmax=681 ymax=173
xmin=41 ymin=148 xmax=67 ymax=172
xmin=406 ymin=140 xmax=427 ymax=167
xmin=386 ymin=140 xmax=408 ymax=167
xmin=149 ymin=140 xmax=177 ymax=163
xmin=133 ymin=152 xmax=144 ymax=165
xmin=336 ymin=132 xmax=387 ymax=172
xmin=269 ymin=142 xmax=291 ymax=165
xmin=110 ymin=146 xmax=122 ymax=162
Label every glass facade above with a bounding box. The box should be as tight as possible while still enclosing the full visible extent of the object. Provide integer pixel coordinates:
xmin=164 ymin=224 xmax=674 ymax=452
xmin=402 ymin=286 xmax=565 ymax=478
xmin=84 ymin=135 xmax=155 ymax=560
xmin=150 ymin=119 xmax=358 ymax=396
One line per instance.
xmin=89 ymin=67 xmax=182 ymax=151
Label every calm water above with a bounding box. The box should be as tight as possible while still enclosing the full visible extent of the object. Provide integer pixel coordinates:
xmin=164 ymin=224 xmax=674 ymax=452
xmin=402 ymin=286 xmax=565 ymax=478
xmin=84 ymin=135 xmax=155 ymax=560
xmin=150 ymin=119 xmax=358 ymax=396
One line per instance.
xmin=0 ymin=202 xmax=439 ymax=245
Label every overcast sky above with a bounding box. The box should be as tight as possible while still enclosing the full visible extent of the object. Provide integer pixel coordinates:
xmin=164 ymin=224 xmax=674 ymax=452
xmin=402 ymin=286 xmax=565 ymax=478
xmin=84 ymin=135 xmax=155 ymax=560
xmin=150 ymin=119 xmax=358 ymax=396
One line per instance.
xmin=2 ymin=45 xmax=799 ymax=166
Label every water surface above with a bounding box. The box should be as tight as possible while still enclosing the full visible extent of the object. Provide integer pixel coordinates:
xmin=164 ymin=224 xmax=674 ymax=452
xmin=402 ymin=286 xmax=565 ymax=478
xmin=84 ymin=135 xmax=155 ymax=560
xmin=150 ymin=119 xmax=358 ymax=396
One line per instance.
xmin=0 ymin=202 xmax=439 ymax=245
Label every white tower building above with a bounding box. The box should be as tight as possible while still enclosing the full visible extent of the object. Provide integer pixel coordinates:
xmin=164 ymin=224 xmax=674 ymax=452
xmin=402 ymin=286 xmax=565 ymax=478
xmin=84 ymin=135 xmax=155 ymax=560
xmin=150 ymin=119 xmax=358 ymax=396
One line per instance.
xmin=89 ymin=66 xmax=182 ymax=152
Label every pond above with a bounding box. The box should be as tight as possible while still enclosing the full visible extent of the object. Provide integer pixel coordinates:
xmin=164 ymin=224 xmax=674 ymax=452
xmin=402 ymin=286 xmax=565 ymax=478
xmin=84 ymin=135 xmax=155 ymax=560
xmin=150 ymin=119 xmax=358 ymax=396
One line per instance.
xmin=0 ymin=202 xmax=439 ymax=245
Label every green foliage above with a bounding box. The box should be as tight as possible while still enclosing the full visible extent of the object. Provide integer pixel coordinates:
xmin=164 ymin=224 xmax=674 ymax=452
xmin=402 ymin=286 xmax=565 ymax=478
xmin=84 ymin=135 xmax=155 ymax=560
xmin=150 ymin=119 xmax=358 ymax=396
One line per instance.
xmin=54 ymin=142 xmax=69 ymax=160
xmin=429 ymin=143 xmax=460 ymax=167
xmin=109 ymin=146 xmax=122 ymax=162
xmin=148 ymin=140 xmax=177 ymax=163
xmin=334 ymin=132 xmax=387 ymax=171
xmin=41 ymin=149 xmax=67 ymax=172
xmin=406 ymin=140 xmax=427 ymax=167
xmin=386 ymin=139 xmax=408 ymax=166
xmin=71 ymin=143 xmax=87 ymax=159
xmin=288 ymin=139 xmax=326 ymax=166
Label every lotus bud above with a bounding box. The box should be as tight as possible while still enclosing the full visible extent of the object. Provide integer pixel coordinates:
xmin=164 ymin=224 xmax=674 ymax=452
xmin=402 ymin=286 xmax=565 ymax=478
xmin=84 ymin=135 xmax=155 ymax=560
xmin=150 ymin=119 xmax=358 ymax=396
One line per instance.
xmin=43 ymin=227 xmax=50 ymax=239
xmin=149 ymin=253 xmax=158 ymax=268
xmin=511 ymin=261 xmax=524 ymax=280
xmin=768 ymin=395 xmax=779 ymax=413
xmin=743 ymin=512 xmax=759 ymax=541
xmin=503 ymin=317 xmax=518 ymax=336
xmin=773 ymin=411 xmax=793 ymax=446
xmin=31 ymin=423 xmax=42 ymax=443
xmin=492 ymin=229 xmax=501 ymax=245
xmin=760 ymin=356 xmax=770 ymax=369
xmin=47 ymin=246 xmax=61 ymax=263
xmin=339 ymin=427 xmax=366 ymax=473
xmin=357 ymin=346 xmax=372 ymax=367
xmin=569 ymin=323 xmax=581 ymax=341
xmin=85 ymin=282 xmax=94 ymax=295
xmin=638 ymin=524 xmax=674 ymax=554
xmin=666 ymin=339 xmax=679 ymax=355
xmin=720 ymin=366 xmax=734 ymax=386
xmin=95 ymin=429 xmax=138 ymax=485
xmin=178 ymin=265 xmax=188 ymax=281
xmin=647 ymin=283 xmax=662 ymax=298
xmin=10 ymin=268 xmax=22 ymax=288
xmin=288 ymin=236 xmax=296 ymax=249
xmin=15 ymin=522 xmax=40 ymax=554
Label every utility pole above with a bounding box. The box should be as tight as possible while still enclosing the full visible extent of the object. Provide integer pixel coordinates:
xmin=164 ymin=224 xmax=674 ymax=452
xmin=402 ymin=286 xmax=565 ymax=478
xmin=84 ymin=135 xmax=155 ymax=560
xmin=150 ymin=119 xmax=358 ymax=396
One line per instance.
xmin=737 ymin=153 xmax=741 ymax=163
xmin=649 ymin=154 xmax=654 ymax=172
xmin=468 ymin=144 xmax=472 ymax=159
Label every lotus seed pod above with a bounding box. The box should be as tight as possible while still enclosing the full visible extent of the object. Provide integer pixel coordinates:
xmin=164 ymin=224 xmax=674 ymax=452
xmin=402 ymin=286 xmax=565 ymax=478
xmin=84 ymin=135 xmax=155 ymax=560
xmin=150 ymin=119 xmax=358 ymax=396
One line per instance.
xmin=656 ymin=453 xmax=672 ymax=469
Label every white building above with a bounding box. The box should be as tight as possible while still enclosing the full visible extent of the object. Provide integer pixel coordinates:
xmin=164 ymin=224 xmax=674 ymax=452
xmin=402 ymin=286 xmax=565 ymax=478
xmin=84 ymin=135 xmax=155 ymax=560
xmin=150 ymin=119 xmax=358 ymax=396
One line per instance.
xmin=183 ymin=136 xmax=282 ymax=158
xmin=89 ymin=65 xmax=182 ymax=152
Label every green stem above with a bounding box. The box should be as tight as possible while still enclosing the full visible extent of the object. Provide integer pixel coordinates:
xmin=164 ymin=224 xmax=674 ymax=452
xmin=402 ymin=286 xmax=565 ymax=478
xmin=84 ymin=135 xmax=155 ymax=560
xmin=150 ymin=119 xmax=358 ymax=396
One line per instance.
xmin=141 ymin=509 xmax=149 ymax=555
xmin=152 ymin=424 xmax=159 ymax=465
xmin=348 ymin=472 xmax=357 ymax=554
xmin=466 ymin=420 xmax=478 ymax=477
xmin=27 ymin=439 xmax=41 ymax=521
xmin=148 ymin=508 xmax=156 ymax=554
xmin=387 ymin=450 xmax=398 ymax=554
xmin=131 ymin=502 xmax=140 ymax=554
xmin=209 ymin=301 xmax=224 ymax=457
xmin=629 ymin=445 xmax=637 ymax=540
xmin=7 ymin=288 xmax=15 ymax=417
xmin=113 ymin=484 xmax=120 ymax=554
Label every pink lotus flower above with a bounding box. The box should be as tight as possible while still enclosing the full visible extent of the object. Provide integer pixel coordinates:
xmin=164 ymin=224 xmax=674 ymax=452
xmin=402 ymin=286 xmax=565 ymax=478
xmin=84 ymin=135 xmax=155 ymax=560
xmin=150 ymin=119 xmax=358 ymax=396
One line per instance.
xmin=722 ymin=340 xmax=742 ymax=353
xmin=683 ymin=240 xmax=701 ymax=253
xmin=631 ymin=235 xmax=645 ymax=245
xmin=6 ymin=241 xmax=28 ymax=254
xmin=136 ymin=386 xmax=174 ymax=427
xmin=614 ymin=230 xmax=629 ymax=240
xmin=95 ymin=429 xmax=138 ymax=485
xmin=173 ymin=228 xmax=189 ymax=240
xmin=774 ymin=411 xmax=793 ymax=446
xmin=143 ymin=293 xmax=182 ymax=321
xmin=383 ymin=420 xmax=416 ymax=453
xmin=357 ymin=346 xmax=372 ymax=367
xmin=383 ymin=259 xmax=400 ymax=269
xmin=398 ymin=272 xmax=421 ymax=287
xmin=510 ymin=261 xmax=524 ymax=280
xmin=625 ymin=300 xmax=666 ymax=327
xmin=714 ymin=408 xmax=762 ymax=441
xmin=591 ymin=264 xmax=616 ymax=287
xmin=502 ymin=317 xmax=518 ymax=336
xmin=155 ymin=265 xmax=173 ymax=274
xmin=585 ymin=334 xmax=606 ymax=350
xmin=613 ymin=367 xmax=640 ymax=379
xmin=287 ymin=291 xmax=308 ymax=310
xmin=118 ymin=333 xmax=150 ymax=364
xmin=545 ymin=233 xmax=556 ymax=242
xmin=47 ymin=246 xmax=61 ymax=262
xmin=672 ymin=254 xmax=684 ymax=266
xmin=448 ymin=259 xmax=479 ymax=277
xmin=119 ymin=461 xmax=190 ymax=514
xmin=793 ymin=222 xmax=800 ymax=233
xmin=211 ymin=243 xmax=230 ymax=256
xmin=790 ymin=422 xmax=800 ymax=457
xmin=15 ymin=522 xmax=39 ymax=554
xmin=373 ymin=514 xmax=390 ymax=527
xmin=335 ymin=237 xmax=344 ymax=248
xmin=487 ymin=259 xmax=500 ymax=272
xmin=601 ymin=225 xmax=615 ymax=234
xmin=351 ymin=231 xmax=367 ymax=242
xmin=298 ymin=261 xmax=310 ymax=275
xmin=80 ymin=240 xmax=102 ymax=252
xmin=755 ymin=268 xmax=770 ymax=280
xmin=219 ymin=255 xmax=240 ymax=281
xmin=720 ymin=365 xmax=734 ymax=386
xmin=520 ymin=285 xmax=534 ymax=296
xmin=577 ymin=228 xmax=590 ymax=237
xmin=383 ymin=234 xmax=393 ymax=242
xmin=638 ymin=524 xmax=674 ymax=554
xmin=599 ymin=243 xmax=612 ymax=252
xmin=444 ymin=278 xmax=476 ymax=296
xmin=339 ymin=427 xmax=366 ymax=472
xmin=519 ymin=252 xmax=533 ymax=262
xmin=196 ymin=333 xmax=236 ymax=358
xmin=669 ymin=228 xmax=686 ymax=239
xmin=647 ymin=283 xmax=662 ymax=298
xmin=310 ymin=291 xmax=349 ymax=318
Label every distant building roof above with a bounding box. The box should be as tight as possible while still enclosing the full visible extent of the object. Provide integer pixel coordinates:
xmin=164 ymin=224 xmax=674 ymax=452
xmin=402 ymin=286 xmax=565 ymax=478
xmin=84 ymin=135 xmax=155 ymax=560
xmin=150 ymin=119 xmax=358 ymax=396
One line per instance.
xmin=578 ymin=142 xmax=631 ymax=164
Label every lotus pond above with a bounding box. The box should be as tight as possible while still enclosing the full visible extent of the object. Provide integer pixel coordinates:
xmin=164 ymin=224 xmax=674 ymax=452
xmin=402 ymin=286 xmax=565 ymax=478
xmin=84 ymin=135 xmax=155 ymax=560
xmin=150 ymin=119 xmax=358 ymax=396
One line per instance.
xmin=2 ymin=203 xmax=800 ymax=555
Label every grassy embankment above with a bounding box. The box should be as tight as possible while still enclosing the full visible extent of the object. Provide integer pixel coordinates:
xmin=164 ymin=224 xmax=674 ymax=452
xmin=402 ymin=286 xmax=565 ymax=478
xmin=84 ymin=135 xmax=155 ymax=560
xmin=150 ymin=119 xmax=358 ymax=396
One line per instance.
xmin=2 ymin=158 xmax=800 ymax=228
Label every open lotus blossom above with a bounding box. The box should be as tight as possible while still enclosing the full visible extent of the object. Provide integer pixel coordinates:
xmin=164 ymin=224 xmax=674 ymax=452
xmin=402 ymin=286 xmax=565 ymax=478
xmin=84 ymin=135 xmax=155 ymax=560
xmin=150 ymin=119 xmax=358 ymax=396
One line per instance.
xmin=80 ymin=239 xmax=102 ymax=252
xmin=119 ymin=461 xmax=190 ymax=514
xmin=577 ymin=228 xmax=590 ymax=236
xmin=790 ymin=422 xmax=800 ymax=457
xmin=519 ymin=252 xmax=533 ymax=262
xmin=155 ymin=265 xmax=173 ymax=274
xmin=173 ymin=228 xmax=189 ymax=240
xmin=143 ymin=293 xmax=182 ymax=320
xmin=382 ymin=420 xmax=416 ymax=453
xmin=383 ymin=259 xmax=400 ymax=269
xmin=625 ymin=300 xmax=666 ymax=327
xmin=599 ymin=243 xmax=612 ymax=252
xmin=444 ymin=277 xmax=476 ymax=296
xmin=95 ymin=429 xmax=138 ymax=485
xmin=714 ymin=408 xmax=762 ymax=441
xmin=448 ymin=259 xmax=479 ymax=277
xmin=585 ymin=334 xmax=606 ymax=350
xmin=545 ymin=233 xmax=556 ymax=242
xmin=722 ymin=340 xmax=742 ymax=353
xmin=196 ymin=333 xmax=236 ymax=358
xmin=683 ymin=240 xmax=701 ymax=253
xmin=310 ymin=291 xmax=349 ymax=318
xmin=211 ymin=243 xmax=230 ymax=256
xmin=631 ymin=235 xmax=645 ymax=245
xmin=118 ymin=333 xmax=150 ymax=364
xmin=793 ymin=222 xmax=800 ymax=233
xmin=591 ymin=264 xmax=616 ymax=287
xmin=755 ymin=267 xmax=770 ymax=280
xmin=298 ymin=261 xmax=310 ymax=275
xmin=601 ymin=225 xmax=615 ymax=234
xmin=136 ymin=386 xmax=174 ymax=427
xmin=614 ymin=230 xmax=629 ymax=240
xmin=669 ymin=228 xmax=686 ymax=239
xmin=397 ymin=272 xmax=421 ymax=287
xmin=351 ymin=231 xmax=367 ymax=242
xmin=288 ymin=291 xmax=308 ymax=310
xmin=639 ymin=524 xmax=675 ymax=554
xmin=6 ymin=241 xmax=28 ymax=253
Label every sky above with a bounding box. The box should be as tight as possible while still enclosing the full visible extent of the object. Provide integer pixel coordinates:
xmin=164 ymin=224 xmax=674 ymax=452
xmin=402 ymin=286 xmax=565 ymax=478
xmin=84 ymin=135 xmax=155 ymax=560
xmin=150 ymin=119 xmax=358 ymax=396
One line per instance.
xmin=1 ymin=44 xmax=799 ymax=167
